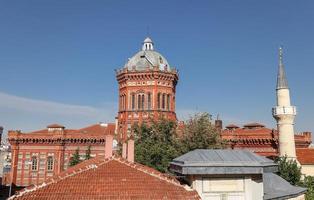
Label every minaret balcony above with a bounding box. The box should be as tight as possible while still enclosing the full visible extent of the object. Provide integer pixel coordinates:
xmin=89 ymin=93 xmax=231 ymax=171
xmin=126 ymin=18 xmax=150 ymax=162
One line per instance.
xmin=272 ymin=106 xmax=297 ymax=116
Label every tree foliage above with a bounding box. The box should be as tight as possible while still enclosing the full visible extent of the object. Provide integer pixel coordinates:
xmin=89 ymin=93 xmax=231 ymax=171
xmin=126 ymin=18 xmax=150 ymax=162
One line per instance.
xmin=300 ymin=176 xmax=314 ymax=200
xmin=133 ymin=112 xmax=225 ymax=173
xmin=275 ymin=156 xmax=314 ymax=199
xmin=134 ymin=119 xmax=180 ymax=173
xmin=69 ymin=147 xmax=81 ymax=167
xmin=180 ymin=113 xmax=225 ymax=153
xmin=84 ymin=145 xmax=91 ymax=160
xmin=275 ymin=156 xmax=302 ymax=185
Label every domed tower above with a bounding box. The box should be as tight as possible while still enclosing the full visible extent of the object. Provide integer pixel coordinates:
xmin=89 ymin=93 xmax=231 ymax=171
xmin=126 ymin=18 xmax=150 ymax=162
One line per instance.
xmin=272 ymin=47 xmax=297 ymax=160
xmin=115 ymin=37 xmax=179 ymax=140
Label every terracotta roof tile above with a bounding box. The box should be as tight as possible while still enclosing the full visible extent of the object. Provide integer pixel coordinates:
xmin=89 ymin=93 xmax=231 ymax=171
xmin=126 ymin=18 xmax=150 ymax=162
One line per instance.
xmin=9 ymin=123 xmax=116 ymax=140
xmin=243 ymin=122 xmax=265 ymax=128
xmin=296 ymin=148 xmax=314 ymax=164
xmin=225 ymin=124 xmax=240 ymax=129
xmin=46 ymin=124 xmax=65 ymax=128
xmin=10 ymin=156 xmax=200 ymax=200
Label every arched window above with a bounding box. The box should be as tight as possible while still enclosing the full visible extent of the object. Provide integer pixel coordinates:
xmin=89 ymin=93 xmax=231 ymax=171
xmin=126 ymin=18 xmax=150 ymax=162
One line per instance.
xmin=47 ymin=156 xmax=54 ymax=171
xmin=167 ymin=94 xmax=170 ymax=110
xmin=147 ymin=93 xmax=151 ymax=110
xmin=141 ymin=94 xmax=145 ymax=110
xmin=138 ymin=94 xmax=141 ymax=110
xmin=31 ymin=156 xmax=38 ymax=171
xmin=157 ymin=93 xmax=161 ymax=109
xmin=162 ymin=94 xmax=165 ymax=109
xmin=131 ymin=94 xmax=135 ymax=110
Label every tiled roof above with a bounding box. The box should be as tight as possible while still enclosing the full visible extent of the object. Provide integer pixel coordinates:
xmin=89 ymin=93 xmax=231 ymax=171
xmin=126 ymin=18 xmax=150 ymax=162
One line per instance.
xmin=10 ymin=156 xmax=200 ymax=200
xmin=296 ymin=148 xmax=314 ymax=164
xmin=9 ymin=123 xmax=115 ymax=140
xmin=243 ymin=122 xmax=265 ymax=128
xmin=225 ymin=124 xmax=240 ymax=129
xmin=46 ymin=124 xmax=65 ymax=128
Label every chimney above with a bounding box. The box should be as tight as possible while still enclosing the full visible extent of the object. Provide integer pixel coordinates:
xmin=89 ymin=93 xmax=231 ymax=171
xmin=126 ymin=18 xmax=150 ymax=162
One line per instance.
xmin=105 ymin=134 xmax=113 ymax=159
xmin=114 ymin=117 xmax=118 ymax=135
xmin=122 ymin=142 xmax=127 ymax=159
xmin=127 ymin=139 xmax=134 ymax=162
xmin=215 ymin=120 xmax=223 ymax=132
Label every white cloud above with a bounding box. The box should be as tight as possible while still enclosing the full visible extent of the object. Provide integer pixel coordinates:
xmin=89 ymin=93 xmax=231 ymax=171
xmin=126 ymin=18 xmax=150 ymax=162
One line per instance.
xmin=0 ymin=92 xmax=117 ymax=134
xmin=0 ymin=92 xmax=102 ymax=116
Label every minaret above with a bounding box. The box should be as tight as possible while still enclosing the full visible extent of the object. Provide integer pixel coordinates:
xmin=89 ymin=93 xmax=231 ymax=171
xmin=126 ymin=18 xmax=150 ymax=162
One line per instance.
xmin=272 ymin=47 xmax=297 ymax=159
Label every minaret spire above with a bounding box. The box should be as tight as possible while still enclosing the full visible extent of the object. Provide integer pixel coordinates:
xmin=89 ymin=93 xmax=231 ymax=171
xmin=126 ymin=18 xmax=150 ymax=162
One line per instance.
xmin=277 ymin=46 xmax=289 ymax=89
xmin=272 ymin=46 xmax=297 ymax=160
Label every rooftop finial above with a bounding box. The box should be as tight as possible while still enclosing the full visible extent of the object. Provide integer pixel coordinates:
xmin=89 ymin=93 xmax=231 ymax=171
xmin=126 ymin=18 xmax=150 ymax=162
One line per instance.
xmin=142 ymin=37 xmax=154 ymax=51
xmin=277 ymin=46 xmax=289 ymax=89
xmin=279 ymin=46 xmax=283 ymax=66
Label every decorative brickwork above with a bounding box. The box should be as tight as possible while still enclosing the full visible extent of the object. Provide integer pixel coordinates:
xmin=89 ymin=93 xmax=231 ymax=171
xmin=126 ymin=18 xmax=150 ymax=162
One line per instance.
xmin=115 ymin=37 xmax=178 ymax=140
xmin=6 ymin=123 xmax=115 ymax=186
xmin=221 ymin=123 xmax=312 ymax=158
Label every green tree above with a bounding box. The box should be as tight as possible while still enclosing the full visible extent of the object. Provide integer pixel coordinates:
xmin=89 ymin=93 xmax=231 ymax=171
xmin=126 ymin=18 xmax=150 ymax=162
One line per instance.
xmin=69 ymin=147 xmax=81 ymax=167
xmin=179 ymin=112 xmax=225 ymax=153
xmin=134 ymin=119 xmax=180 ymax=173
xmin=84 ymin=145 xmax=91 ymax=160
xmin=133 ymin=113 xmax=225 ymax=173
xmin=275 ymin=156 xmax=302 ymax=185
xmin=300 ymin=176 xmax=314 ymax=200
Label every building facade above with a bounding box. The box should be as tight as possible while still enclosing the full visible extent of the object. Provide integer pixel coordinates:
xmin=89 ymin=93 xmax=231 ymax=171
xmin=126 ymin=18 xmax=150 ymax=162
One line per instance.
xmin=6 ymin=123 xmax=114 ymax=186
xmin=170 ymin=149 xmax=306 ymax=200
xmin=116 ymin=37 xmax=178 ymax=140
xmin=221 ymin=123 xmax=311 ymax=158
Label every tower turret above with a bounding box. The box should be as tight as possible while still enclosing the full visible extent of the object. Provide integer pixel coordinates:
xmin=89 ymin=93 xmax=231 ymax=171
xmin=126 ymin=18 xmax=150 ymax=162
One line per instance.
xmin=116 ymin=37 xmax=178 ymax=140
xmin=272 ymin=47 xmax=297 ymax=159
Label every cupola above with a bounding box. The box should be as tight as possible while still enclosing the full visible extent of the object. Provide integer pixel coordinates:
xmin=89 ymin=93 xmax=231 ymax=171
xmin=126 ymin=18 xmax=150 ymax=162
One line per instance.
xmin=142 ymin=37 xmax=154 ymax=51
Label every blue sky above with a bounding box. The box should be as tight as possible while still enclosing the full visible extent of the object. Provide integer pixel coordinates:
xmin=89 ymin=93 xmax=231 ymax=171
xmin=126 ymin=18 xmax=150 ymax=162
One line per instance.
xmin=0 ymin=0 xmax=313 ymax=137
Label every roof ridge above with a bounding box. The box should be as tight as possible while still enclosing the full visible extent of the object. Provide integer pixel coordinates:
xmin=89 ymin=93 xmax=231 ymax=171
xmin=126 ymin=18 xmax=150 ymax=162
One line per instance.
xmin=111 ymin=156 xmax=193 ymax=191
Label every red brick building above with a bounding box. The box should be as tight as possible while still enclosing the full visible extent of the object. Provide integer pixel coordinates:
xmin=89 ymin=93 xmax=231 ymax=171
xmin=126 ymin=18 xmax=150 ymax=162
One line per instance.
xmin=7 ymin=123 xmax=114 ymax=187
xmin=6 ymin=37 xmax=180 ymax=187
xmin=221 ymin=122 xmax=312 ymax=158
xmin=116 ymin=37 xmax=178 ymax=140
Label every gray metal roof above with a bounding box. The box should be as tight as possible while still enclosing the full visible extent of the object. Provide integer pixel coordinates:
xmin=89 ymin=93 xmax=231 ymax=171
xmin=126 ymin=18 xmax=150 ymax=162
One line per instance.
xmin=170 ymin=149 xmax=277 ymax=175
xmin=263 ymin=173 xmax=306 ymax=200
xmin=124 ymin=37 xmax=171 ymax=72
xmin=277 ymin=47 xmax=289 ymax=89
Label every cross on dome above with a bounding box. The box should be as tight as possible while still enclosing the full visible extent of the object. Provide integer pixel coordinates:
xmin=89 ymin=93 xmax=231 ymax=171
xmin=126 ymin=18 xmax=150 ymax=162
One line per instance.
xmin=142 ymin=37 xmax=154 ymax=51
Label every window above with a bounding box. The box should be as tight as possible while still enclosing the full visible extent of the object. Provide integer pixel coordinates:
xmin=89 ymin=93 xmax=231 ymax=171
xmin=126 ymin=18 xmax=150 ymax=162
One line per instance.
xmin=141 ymin=94 xmax=145 ymax=110
xmin=167 ymin=94 xmax=170 ymax=110
xmin=138 ymin=94 xmax=141 ymax=110
xmin=47 ymin=156 xmax=54 ymax=171
xmin=131 ymin=94 xmax=135 ymax=110
xmin=31 ymin=156 xmax=38 ymax=171
xmin=157 ymin=93 xmax=161 ymax=109
xmin=162 ymin=94 xmax=165 ymax=109
xmin=122 ymin=95 xmax=125 ymax=110
xmin=147 ymin=93 xmax=151 ymax=110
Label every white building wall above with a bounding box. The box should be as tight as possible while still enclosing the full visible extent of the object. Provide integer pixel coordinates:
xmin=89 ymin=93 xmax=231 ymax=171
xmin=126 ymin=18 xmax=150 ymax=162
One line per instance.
xmin=189 ymin=175 xmax=263 ymax=200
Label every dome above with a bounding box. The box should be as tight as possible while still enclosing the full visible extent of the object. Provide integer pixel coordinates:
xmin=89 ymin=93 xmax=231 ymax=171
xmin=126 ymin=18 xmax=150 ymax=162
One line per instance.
xmin=143 ymin=37 xmax=153 ymax=43
xmin=124 ymin=37 xmax=171 ymax=72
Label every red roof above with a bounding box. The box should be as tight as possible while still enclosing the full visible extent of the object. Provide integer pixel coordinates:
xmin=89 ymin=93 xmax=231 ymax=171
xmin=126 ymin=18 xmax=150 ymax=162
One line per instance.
xmin=9 ymin=123 xmax=116 ymax=140
xmin=225 ymin=124 xmax=240 ymax=129
xmin=296 ymin=148 xmax=314 ymax=165
xmin=11 ymin=156 xmax=200 ymax=200
xmin=243 ymin=123 xmax=265 ymax=128
xmin=46 ymin=124 xmax=65 ymax=128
